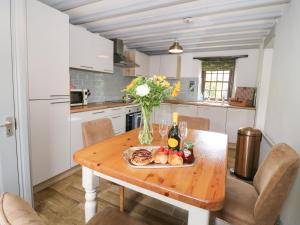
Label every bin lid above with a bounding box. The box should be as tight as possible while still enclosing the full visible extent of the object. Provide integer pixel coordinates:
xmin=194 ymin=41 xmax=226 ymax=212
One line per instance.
xmin=238 ymin=127 xmax=262 ymax=137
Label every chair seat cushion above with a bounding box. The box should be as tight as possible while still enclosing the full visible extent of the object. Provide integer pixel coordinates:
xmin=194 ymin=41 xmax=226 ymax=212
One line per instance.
xmin=87 ymin=207 xmax=149 ymax=225
xmin=0 ymin=193 xmax=45 ymax=225
xmin=216 ymin=175 xmax=258 ymax=225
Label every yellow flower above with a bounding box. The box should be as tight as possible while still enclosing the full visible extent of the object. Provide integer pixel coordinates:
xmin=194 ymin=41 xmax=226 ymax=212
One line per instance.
xmin=162 ymin=80 xmax=170 ymax=88
xmin=126 ymin=77 xmax=140 ymax=91
xmin=171 ymin=81 xmax=181 ymax=97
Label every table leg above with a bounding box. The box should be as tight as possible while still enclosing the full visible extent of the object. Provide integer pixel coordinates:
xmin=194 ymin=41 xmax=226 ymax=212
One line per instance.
xmin=82 ymin=166 xmax=99 ymax=223
xmin=188 ymin=206 xmax=210 ymax=225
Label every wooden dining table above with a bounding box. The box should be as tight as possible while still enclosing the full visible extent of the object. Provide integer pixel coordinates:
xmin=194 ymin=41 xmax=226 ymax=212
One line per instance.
xmin=74 ymin=125 xmax=228 ymax=225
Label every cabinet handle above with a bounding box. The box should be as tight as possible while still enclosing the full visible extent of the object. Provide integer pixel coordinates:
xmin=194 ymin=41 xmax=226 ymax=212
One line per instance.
xmin=112 ymin=115 xmax=121 ymax=119
xmin=93 ymin=111 xmax=105 ymax=114
xmin=80 ymin=65 xmax=94 ymax=69
xmin=50 ymin=95 xmax=70 ymax=97
xmin=112 ymin=108 xmax=121 ymax=111
xmin=50 ymin=101 xmax=70 ymax=104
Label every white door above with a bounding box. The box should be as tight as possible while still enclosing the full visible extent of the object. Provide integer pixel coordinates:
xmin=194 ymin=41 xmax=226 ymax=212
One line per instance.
xmin=0 ymin=0 xmax=20 ymax=195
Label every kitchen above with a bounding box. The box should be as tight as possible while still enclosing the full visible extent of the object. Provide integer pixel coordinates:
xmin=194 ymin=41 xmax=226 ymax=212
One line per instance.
xmin=0 ymin=1 xmax=299 ymax=225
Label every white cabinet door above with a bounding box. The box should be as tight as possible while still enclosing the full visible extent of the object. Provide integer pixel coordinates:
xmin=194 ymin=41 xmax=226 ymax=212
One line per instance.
xmin=70 ymin=24 xmax=113 ymax=73
xmin=160 ymin=55 xmax=178 ymax=78
xmin=27 ymin=0 xmax=69 ymax=99
xmin=180 ymin=53 xmax=194 ymax=78
xmin=226 ymin=108 xmax=256 ymax=143
xmin=149 ymin=55 xmax=160 ymax=75
xmin=92 ymin=34 xmax=114 ymax=74
xmin=197 ymin=106 xmax=227 ymax=133
xmin=172 ymin=104 xmax=198 ymax=117
xmin=30 ymin=100 xmax=70 ymax=185
xmin=154 ymin=103 xmax=172 ymax=124
xmin=135 ymin=51 xmax=149 ymax=76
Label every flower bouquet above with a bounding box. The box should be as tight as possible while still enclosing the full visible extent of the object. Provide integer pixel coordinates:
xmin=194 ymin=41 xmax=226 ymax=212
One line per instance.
xmin=124 ymin=75 xmax=181 ymax=145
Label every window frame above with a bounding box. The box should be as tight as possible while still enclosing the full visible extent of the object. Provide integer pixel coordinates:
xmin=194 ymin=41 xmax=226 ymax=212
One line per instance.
xmin=201 ymin=69 xmax=234 ymax=100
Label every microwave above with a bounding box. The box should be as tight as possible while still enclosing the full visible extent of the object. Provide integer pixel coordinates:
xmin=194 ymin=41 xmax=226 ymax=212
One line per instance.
xmin=70 ymin=89 xmax=90 ymax=106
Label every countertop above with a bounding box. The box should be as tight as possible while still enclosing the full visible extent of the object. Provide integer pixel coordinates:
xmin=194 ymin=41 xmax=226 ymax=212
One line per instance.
xmin=71 ymin=100 xmax=255 ymax=113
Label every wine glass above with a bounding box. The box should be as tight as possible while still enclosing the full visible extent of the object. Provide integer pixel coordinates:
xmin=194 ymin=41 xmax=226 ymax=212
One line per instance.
xmin=159 ymin=119 xmax=168 ymax=145
xmin=178 ymin=121 xmax=188 ymax=150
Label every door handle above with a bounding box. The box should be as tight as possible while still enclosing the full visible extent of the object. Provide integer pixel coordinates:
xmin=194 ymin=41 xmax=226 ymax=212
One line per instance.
xmin=50 ymin=101 xmax=70 ymax=104
xmin=0 ymin=117 xmax=14 ymax=137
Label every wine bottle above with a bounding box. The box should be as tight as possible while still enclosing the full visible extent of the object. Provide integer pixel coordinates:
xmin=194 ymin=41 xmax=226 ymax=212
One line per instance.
xmin=167 ymin=112 xmax=181 ymax=150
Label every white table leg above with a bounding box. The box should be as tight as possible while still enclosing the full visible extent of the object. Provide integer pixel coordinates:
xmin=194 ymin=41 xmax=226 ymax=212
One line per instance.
xmin=82 ymin=166 xmax=99 ymax=223
xmin=188 ymin=206 xmax=210 ymax=225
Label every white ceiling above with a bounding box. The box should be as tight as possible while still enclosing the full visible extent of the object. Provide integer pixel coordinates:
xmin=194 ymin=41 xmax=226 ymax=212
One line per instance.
xmin=40 ymin=0 xmax=290 ymax=55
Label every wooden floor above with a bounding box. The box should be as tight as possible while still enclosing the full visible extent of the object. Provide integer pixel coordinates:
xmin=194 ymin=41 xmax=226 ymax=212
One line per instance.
xmin=34 ymin=147 xmax=235 ymax=225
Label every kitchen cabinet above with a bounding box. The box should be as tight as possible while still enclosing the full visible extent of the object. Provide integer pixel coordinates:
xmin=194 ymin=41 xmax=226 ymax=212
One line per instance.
xmin=27 ymin=0 xmax=69 ymax=99
xmin=30 ymin=100 xmax=70 ymax=185
xmin=149 ymin=55 xmax=179 ymax=78
xmin=70 ymin=107 xmax=126 ymax=167
xmin=153 ymin=103 xmax=172 ymax=124
xmin=226 ymin=108 xmax=256 ymax=143
xmin=197 ymin=106 xmax=227 ymax=133
xmin=172 ymin=104 xmax=198 ymax=117
xmin=180 ymin=53 xmax=201 ymax=78
xmin=160 ymin=55 xmax=178 ymax=78
xmin=123 ymin=50 xmax=149 ymax=77
xmin=149 ymin=55 xmax=160 ymax=75
xmin=70 ymin=24 xmax=113 ymax=74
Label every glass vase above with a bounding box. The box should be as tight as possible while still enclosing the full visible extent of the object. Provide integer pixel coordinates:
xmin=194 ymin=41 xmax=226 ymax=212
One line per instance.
xmin=138 ymin=106 xmax=153 ymax=145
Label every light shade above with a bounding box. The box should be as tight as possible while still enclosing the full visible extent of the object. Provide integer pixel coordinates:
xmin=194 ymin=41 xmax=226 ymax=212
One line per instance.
xmin=168 ymin=41 xmax=183 ymax=54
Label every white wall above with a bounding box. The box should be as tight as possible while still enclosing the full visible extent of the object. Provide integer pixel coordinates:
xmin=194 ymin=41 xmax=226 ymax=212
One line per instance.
xmin=258 ymin=0 xmax=300 ymax=224
xmin=192 ymin=49 xmax=260 ymax=96
xmin=255 ymin=48 xmax=273 ymax=130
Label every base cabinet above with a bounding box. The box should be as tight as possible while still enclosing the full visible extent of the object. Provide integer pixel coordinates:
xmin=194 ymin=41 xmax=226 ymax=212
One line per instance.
xmin=172 ymin=104 xmax=197 ymax=117
xmin=197 ymin=106 xmax=227 ymax=133
xmin=153 ymin=103 xmax=172 ymax=124
xmin=226 ymin=108 xmax=256 ymax=143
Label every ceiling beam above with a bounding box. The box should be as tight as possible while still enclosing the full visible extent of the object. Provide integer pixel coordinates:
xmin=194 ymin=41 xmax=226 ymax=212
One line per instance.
xmin=98 ymin=3 xmax=285 ymax=36
xmin=81 ymin=0 xmax=288 ymax=32
xmin=124 ymin=30 xmax=269 ymax=47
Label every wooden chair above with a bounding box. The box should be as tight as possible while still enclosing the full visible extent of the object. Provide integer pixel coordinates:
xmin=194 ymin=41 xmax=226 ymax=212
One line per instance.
xmin=0 ymin=193 xmax=148 ymax=225
xmin=178 ymin=115 xmax=210 ymax=131
xmin=213 ymin=143 xmax=299 ymax=225
xmin=82 ymin=118 xmax=125 ymax=212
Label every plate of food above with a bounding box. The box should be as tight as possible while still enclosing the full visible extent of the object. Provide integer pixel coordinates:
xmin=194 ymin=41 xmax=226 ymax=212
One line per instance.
xmin=123 ymin=146 xmax=195 ymax=169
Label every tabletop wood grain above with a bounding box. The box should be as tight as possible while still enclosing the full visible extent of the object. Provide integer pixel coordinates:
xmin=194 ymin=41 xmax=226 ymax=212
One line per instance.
xmin=74 ymin=125 xmax=228 ymax=211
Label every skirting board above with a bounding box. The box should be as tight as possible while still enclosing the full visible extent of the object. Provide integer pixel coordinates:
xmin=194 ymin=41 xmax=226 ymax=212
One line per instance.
xmin=33 ymin=165 xmax=81 ymax=193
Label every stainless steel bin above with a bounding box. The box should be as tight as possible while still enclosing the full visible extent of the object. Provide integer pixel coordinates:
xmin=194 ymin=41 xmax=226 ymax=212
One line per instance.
xmin=234 ymin=127 xmax=262 ymax=180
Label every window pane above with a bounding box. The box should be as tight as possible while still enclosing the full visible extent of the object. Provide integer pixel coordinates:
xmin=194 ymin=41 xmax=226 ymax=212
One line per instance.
xmin=222 ymin=91 xmax=228 ymax=99
xmin=224 ymin=73 xmax=230 ymax=81
xmin=217 ymin=82 xmax=223 ymax=90
xmin=223 ymin=82 xmax=229 ymax=91
xmin=209 ymin=90 xmax=216 ymax=98
xmin=216 ymin=91 xmax=222 ymax=100
xmin=211 ymin=73 xmax=217 ymax=81
xmin=217 ymin=73 xmax=223 ymax=81
xmin=210 ymin=82 xmax=216 ymax=90
xmin=204 ymin=90 xmax=209 ymax=98
xmin=205 ymin=82 xmax=210 ymax=90
xmin=206 ymin=72 xmax=211 ymax=81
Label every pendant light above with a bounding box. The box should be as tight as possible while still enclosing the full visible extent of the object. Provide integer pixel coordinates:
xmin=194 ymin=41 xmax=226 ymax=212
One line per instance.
xmin=168 ymin=40 xmax=183 ymax=54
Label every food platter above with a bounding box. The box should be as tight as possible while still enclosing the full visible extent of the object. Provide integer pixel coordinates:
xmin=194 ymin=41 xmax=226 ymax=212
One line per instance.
xmin=123 ymin=146 xmax=195 ymax=169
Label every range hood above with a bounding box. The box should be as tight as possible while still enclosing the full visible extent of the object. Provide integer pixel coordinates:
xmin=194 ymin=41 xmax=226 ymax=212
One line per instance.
xmin=113 ymin=39 xmax=139 ymax=68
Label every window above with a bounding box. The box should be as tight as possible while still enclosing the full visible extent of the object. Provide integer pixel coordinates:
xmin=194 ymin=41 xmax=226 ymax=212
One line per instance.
xmin=200 ymin=59 xmax=235 ymax=100
xmin=202 ymin=70 xmax=233 ymax=100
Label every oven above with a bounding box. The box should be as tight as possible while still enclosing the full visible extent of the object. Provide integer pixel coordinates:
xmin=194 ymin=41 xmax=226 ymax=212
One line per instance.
xmin=125 ymin=106 xmax=141 ymax=131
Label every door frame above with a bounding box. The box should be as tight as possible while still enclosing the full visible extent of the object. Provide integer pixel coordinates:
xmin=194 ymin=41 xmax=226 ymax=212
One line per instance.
xmin=10 ymin=0 xmax=33 ymax=205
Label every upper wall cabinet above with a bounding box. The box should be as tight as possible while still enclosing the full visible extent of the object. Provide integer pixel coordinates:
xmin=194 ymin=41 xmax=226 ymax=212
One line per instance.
xmin=27 ymin=0 xmax=69 ymax=99
xmin=70 ymin=25 xmax=113 ymax=74
xmin=149 ymin=55 xmax=179 ymax=78
xmin=180 ymin=53 xmax=200 ymax=78
xmin=123 ymin=50 xmax=149 ymax=77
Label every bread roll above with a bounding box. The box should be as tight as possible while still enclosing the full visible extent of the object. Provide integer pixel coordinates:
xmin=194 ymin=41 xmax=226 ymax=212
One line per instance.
xmin=168 ymin=154 xmax=183 ymax=166
xmin=154 ymin=152 xmax=168 ymax=164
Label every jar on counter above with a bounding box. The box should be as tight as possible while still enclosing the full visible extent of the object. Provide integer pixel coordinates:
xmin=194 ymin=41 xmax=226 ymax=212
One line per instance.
xmin=182 ymin=142 xmax=195 ymax=164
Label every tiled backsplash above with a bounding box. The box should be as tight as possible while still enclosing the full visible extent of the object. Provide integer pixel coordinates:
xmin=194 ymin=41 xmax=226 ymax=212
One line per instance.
xmin=70 ymin=68 xmax=133 ymax=103
xmin=70 ymin=68 xmax=199 ymax=102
